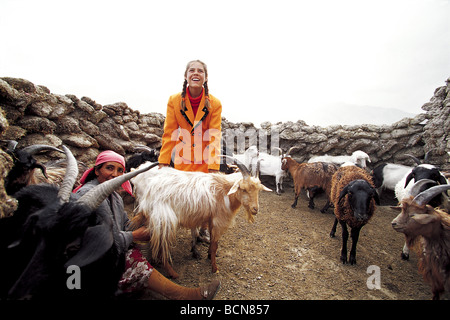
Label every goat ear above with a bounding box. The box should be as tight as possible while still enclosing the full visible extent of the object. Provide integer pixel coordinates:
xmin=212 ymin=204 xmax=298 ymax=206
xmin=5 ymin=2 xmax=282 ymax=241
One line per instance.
xmin=411 ymin=213 xmax=438 ymax=225
xmin=64 ymin=223 xmax=113 ymax=268
xmin=404 ymin=172 xmax=414 ymax=188
xmin=390 ymin=206 xmax=402 ymax=212
xmin=261 ymin=184 xmax=272 ymax=192
xmin=228 ymin=180 xmax=240 ymax=196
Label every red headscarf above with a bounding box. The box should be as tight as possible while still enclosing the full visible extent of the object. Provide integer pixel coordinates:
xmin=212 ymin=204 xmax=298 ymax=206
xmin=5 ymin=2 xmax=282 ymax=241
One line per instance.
xmin=73 ymin=150 xmax=133 ymax=195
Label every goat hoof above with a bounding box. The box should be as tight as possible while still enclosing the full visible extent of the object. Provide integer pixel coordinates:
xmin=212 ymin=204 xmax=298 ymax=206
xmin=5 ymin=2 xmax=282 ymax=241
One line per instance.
xmin=340 ymin=256 xmax=347 ymax=264
xmin=401 ymin=253 xmax=409 ymax=261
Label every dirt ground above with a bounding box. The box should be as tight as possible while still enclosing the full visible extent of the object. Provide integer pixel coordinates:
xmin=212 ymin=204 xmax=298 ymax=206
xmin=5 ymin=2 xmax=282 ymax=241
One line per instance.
xmin=132 ymin=177 xmax=448 ymax=301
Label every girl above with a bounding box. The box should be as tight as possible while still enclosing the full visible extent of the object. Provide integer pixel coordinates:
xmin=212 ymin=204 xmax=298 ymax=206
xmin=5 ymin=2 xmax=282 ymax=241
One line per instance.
xmin=158 ymin=60 xmax=222 ymax=173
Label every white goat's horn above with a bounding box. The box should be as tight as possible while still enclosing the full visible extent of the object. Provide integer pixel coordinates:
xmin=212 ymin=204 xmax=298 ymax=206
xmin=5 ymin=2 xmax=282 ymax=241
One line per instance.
xmin=77 ymin=162 xmax=159 ymax=210
xmin=413 ymin=184 xmax=450 ymax=207
xmin=58 ymin=145 xmax=79 ymax=203
xmin=219 ymin=155 xmax=251 ymax=178
xmin=408 ymin=179 xmax=437 ymax=198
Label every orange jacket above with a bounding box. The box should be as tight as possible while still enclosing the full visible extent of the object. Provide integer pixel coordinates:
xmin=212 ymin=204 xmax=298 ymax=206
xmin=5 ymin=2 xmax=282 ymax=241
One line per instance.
xmin=158 ymin=92 xmax=222 ymax=172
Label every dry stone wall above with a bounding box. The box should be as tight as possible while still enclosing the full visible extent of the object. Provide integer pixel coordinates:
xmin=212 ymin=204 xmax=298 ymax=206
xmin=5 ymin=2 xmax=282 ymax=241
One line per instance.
xmin=0 ymin=76 xmax=449 ymax=216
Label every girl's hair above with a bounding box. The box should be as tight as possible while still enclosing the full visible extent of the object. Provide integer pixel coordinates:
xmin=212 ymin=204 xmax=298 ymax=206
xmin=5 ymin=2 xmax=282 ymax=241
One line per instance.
xmin=181 ymin=60 xmax=210 ymax=111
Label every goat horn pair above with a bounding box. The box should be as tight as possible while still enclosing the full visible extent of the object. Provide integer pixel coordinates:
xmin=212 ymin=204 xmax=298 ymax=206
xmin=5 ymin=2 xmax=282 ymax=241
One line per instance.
xmin=405 ymin=150 xmax=434 ymax=166
xmin=219 ymin=155 xmax=251 ymax=178
xmin=410 ymin=179 xmax=450 ymax=207
xmin=77 ymin=162 xmax=159 ymax=210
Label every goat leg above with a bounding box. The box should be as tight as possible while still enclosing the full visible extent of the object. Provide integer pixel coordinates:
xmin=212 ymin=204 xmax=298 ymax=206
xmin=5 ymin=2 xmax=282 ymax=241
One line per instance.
xmin=208 ymin=240 xmax=219 ymax=274
xmin=291 ymin=194 xmax=299 ymax=208
xmin=320 ymin=200 xmax=332 ymax=213
xmin=349 ymin=226 xmax=362 ymax=265
xmin=330 ymin=218 xmax=338 ymax=238
xmin=190 ymin=228 xmax=201 ymax=259
xmin=339 ymin=220 xmax=349 ymax=264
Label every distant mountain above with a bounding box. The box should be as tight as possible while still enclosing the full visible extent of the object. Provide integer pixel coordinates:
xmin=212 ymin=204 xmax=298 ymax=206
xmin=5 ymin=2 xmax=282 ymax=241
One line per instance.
xmin=299 ymin=103 xmax=418 ymax=127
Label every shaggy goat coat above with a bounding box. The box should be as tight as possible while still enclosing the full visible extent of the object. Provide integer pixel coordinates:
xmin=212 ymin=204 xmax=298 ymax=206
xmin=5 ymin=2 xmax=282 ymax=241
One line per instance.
xmin=131 ymin=165 xmax=270 ymax=273
xmin=330 ymin=166 xmax=377 ymax=228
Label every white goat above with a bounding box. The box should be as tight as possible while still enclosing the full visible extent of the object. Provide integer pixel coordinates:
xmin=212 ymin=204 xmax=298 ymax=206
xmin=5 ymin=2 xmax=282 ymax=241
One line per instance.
xmin=249 ymin=147 xmax=286 ymax=195
xmin=308 ymin=150 xmax=371 ymax=169
xmin=131 ymin=157 xmax=272 ymax=278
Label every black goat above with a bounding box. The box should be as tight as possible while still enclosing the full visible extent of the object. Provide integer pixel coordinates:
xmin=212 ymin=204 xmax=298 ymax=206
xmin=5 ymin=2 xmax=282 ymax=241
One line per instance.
xmin=2 ymin=140 xmax=63 ymax=196
xmin=0 ymin=145 xmax=157 ymax=299
xmin=126 ymin=145 xmax=159 ymax=171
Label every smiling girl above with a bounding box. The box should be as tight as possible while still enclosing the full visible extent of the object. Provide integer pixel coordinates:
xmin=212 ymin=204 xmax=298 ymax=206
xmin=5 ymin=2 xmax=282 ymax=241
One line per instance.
xmin=158 ymin=60 xmax=222 ymax=173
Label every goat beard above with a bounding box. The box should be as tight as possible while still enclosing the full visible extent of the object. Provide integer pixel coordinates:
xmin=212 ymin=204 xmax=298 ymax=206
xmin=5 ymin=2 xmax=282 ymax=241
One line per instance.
xmin=243 ymin=206 xmax=256 ymax=224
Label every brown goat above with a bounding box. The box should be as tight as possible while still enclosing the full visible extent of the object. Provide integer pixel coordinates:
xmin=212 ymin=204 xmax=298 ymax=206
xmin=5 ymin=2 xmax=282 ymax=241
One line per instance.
xmin=281 ymin=156 xmax=338 ymax=212
xmin=329 ymin=166 xmax=379 ymax=264
xmin=391 ymin=181 xmax=450 ymax=300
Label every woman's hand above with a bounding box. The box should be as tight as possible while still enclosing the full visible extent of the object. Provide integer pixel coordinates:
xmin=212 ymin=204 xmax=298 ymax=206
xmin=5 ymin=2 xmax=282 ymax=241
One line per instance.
xmin=132 ymin=226 xmax=150 ymax=242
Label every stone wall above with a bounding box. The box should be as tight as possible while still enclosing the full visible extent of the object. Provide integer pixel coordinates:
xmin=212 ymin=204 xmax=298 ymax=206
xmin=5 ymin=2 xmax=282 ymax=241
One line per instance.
xmin=0 ymin=76 xmax=449 ymax=215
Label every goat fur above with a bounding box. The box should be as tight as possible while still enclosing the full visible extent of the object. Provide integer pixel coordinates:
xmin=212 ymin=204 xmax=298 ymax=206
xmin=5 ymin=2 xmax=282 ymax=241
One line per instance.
xmin=392 ymin=195 xmax=450 ymax=299
xmin=131 ymin=163 xmax=271 ymax=277
xmin=281 ymin=157 xmax=338 ymax=212
xmin=329 ymin=166 xmax=378 ymax=265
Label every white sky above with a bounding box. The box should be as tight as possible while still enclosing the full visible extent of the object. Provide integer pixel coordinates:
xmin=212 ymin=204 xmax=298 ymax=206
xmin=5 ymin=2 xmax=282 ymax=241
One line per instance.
xmin=1 ymin=0 xmax=449 ymax=127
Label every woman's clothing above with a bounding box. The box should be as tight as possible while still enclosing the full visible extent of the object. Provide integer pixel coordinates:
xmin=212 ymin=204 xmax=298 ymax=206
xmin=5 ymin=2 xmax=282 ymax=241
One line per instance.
xmin=118 ymin=247 xmax=152 ymax=293
xmin=158 ymin=91 xmax=222 ymax=173
xmin=75 ymin=180 xmax=153 ymax=293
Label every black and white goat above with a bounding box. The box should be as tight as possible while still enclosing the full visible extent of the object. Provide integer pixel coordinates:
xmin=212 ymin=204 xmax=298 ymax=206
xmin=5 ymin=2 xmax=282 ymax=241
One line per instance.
xmin=0 ymin=145 xmax=156 ymax=299
xmin=393 ymin=155 xmax=448 ymax=260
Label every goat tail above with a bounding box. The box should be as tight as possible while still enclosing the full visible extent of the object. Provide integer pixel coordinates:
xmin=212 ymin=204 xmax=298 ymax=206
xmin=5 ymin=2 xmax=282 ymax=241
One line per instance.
xmin=147 ymin=202 xmax=179 ymax=265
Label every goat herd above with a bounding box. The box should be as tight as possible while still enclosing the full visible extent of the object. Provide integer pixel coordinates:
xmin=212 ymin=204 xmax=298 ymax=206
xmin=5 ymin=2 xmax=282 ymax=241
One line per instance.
xmin=1 ymin=141 xmax=449 ymax=300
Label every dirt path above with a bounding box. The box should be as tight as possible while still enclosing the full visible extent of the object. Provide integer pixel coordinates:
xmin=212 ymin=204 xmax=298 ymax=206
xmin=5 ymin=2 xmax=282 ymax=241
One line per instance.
xmin=136 ymin=180 xmax=446 ymax=301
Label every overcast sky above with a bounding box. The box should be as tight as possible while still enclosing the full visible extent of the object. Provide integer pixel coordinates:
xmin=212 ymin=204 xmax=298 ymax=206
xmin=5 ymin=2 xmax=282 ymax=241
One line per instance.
xmin=1 ymin=0 xmax=449 ymax=127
